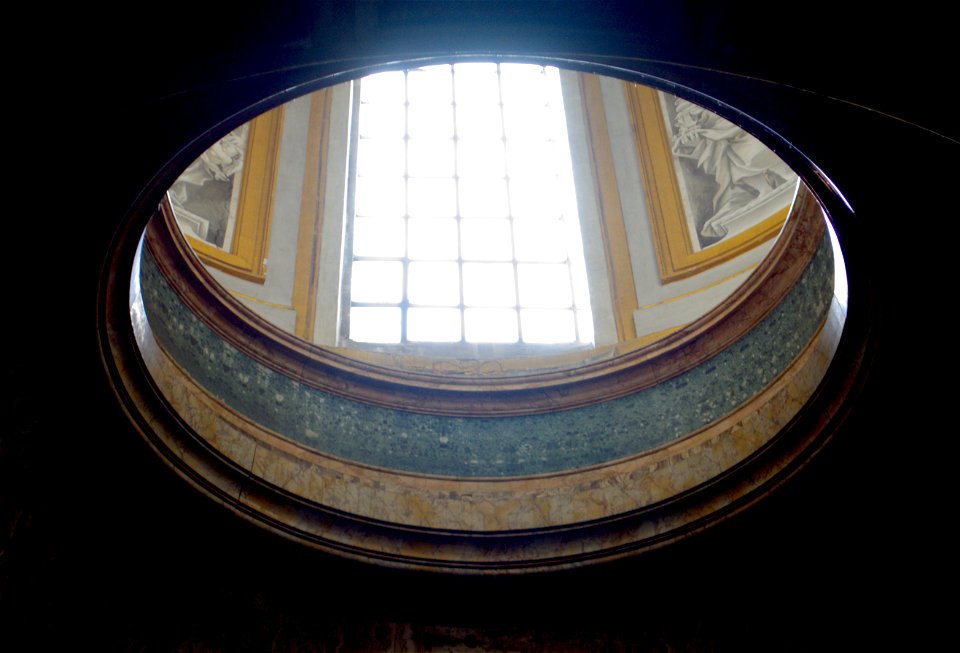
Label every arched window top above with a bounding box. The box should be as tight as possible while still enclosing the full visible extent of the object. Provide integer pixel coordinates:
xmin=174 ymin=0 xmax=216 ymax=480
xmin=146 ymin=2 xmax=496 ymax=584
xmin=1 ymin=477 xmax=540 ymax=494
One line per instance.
xmin=346 ymin=64 xmax=593 ymax=349
xmin=165 ymin=64 xmax=800 ymax=376
xmin=106 ymin=57 xmax=853 ymax=573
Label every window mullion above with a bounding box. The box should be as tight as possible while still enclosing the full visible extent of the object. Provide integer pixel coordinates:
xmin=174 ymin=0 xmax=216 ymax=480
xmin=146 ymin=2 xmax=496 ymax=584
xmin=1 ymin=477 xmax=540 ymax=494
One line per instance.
xmin=341 ymin=78 xmax=364 ymax=344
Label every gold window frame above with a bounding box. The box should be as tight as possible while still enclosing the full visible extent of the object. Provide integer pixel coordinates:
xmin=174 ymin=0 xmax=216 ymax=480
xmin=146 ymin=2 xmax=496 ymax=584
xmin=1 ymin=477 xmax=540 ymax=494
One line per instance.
xmin=626 ymin=83 xmax=791 ymax=283
xmin=183 ymin=105 xmax=285 ymax=283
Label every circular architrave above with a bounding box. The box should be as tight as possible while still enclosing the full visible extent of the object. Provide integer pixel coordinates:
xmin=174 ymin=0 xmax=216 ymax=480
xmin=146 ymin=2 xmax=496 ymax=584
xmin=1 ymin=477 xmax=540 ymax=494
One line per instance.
xmin=145 ymin=185 xmax=824 ymax=417
xmin=97 ymin=55 xmax=874 ymax=574
xmin=110 ymin=265 xmax=852 ymax=571
xmin=135 ymin=298 xmax=842 ymax=534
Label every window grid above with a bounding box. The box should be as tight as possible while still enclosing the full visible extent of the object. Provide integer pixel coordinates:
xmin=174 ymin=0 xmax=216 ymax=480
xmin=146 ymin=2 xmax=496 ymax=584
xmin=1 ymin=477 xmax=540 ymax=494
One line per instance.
xmin=348 ymin=63 xmax=590 ymax=346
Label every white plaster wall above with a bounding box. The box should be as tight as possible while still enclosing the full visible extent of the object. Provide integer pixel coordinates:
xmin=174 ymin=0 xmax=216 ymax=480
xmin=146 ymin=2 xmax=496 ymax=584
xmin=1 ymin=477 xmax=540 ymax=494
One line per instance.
xmin=598 ymin=76 xmax=779 ymax=338
xmin=312 ymin=82 xmax=353 ymax=346
xmin=206 ymin=94 xmax=314 ymax=335
xmin=560 ymin=71 xmax=618 ymax=348
xmin=201 ymin=75 xmax=787 ymax=347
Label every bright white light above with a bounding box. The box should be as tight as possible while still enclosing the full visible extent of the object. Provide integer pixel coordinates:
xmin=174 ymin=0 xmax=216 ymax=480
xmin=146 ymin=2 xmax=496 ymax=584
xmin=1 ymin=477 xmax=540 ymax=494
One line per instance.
xmin=408 ymin=139 xmax=455 ymax=177
xmin=358 ymin=102 xmax=404 ymax=138
xmin=353 ymin=217 xmax=405 ymax=258
xmin=517 ymin=264 xmax=573 ymax=308
xmin=465 ymin=308 xmax=519 ymax=343
xmin=356 ymin=139 xmax=404 ymax=177
xmin=407 ymin=262 xmax=460 ymax=306
xmin=407 ymin=218 xmax=459 ymax=260
xmin=359 ymin=71 xmax=405 ymax=103
xmin=354 ymin=176 xmax=405 ymax=218
xmin=349 ymin=63 xmax=593 ymax=346
xmin=521 ymin=309 xmax=577 ymax=344
xmin=457 ymin=179 xmax=509 ymax=218
xmin=351 ymin=261 xmax=403 ymax=303
xmin=407 ymin=308 xmax=461 ymax=342
xmin=513 ymin=219 xmax=568 ymax=262
xmin=462 ymin=263 xmax=516 ymax=307
xmin=460 ymin=219 xmax=513 ymax=261
xmin=408 ymin=103 xmax=454 ymax=138
xmin=457 ymin=139 xmax=506 ymax=177
xmin=350 ymin=307 xmax=402 ymax=343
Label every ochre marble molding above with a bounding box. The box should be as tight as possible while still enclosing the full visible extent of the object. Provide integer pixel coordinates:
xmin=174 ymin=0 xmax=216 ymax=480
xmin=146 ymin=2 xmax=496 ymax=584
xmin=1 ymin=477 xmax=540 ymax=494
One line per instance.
xmin=145 ymin=186 xmax=823 ymax=417
xmin=137 ymin=295 xmax=841 ymax=533
xmin=138 ymin=228 xmax=833 ymax=476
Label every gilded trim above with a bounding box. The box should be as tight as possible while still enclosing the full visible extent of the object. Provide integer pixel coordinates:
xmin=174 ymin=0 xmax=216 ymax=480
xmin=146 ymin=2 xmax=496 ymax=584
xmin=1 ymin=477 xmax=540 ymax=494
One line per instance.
xmin=579 ymin=73 xmax=639 ymax=341
xmin=626 ymin=83 xmax=790 ymax=283
xmin=292 ymin=90 xmax=334 ymax=340
xmin=148 ymin=186 xmax=823 ymax=417
xmin=185 ymin=105 xmax=285 ymax=283
xmin=139 ymin=309 xmax=839 ymax=526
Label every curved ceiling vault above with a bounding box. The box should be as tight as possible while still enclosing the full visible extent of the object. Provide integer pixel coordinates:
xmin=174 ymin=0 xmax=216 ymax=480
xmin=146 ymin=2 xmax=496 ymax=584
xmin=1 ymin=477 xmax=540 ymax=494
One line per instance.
xmin=96 ymin=56 xmax=860 ymax=572
xmin=79 ymin=3 xmax=953 ymax=583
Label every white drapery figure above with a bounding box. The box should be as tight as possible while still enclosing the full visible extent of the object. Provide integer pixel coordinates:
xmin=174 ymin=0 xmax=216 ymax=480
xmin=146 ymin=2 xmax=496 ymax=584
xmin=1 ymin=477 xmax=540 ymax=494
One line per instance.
xmin=170 ymin=124 xmax=249 ymax=245
xmin=671 ymin=98 xmax=794 ymax=239
xmin=171 ymin=124 xmax=249 ymax=205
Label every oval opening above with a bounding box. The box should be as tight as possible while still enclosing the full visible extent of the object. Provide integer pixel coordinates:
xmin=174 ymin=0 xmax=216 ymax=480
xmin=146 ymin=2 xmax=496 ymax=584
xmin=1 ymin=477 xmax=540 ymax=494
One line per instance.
xmin=114 ymin=59 xmax=851 ymax=571
xmin=162 ymin=63 xmax=804 ymax=379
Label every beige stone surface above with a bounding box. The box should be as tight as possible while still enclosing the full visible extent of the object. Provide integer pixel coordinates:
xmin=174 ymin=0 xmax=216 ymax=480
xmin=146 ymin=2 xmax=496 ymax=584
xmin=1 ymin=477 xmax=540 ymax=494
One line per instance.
xmin=138 ymin=296 xmax=841 ymax=540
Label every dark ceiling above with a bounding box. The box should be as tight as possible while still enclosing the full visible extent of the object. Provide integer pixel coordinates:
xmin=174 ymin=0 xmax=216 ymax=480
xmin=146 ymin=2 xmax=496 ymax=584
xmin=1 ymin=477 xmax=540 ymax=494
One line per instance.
xmin=6 ymin=2 xmax=952 ymax=649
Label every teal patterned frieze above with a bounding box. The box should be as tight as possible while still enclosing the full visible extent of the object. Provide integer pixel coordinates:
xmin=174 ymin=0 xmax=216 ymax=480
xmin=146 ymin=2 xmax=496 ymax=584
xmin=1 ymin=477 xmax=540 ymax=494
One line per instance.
xmin=138 ymin=235 xmax=834 ymax=477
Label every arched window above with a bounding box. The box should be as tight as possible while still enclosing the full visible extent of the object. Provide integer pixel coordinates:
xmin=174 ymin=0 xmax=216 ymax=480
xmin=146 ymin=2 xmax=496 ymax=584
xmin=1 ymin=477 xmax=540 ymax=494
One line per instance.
xmin=165 ymin=65 xmax=800 ymax=370
xmin=345 ymin=63 xmax=594 ymax=347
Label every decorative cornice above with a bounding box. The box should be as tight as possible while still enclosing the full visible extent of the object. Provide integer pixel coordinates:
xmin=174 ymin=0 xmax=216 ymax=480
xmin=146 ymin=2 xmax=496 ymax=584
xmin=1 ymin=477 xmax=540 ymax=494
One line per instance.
xmin=145 ymin=185 xmax=824 ymax=417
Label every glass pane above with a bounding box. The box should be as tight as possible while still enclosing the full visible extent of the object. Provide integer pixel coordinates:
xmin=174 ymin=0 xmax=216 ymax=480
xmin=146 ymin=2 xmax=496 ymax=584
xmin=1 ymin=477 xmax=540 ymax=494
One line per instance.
xmin=351 ymin=260 xmax=403 ymax=303
xmin=360 ymin=71 xmax=405 ymax=104
xmin=408 ymin=178 xmax=457 ymax=218
xmin=453 ymin=63 xmax=500 ymax=105
xmin=354 ymin=176 xmax=405 ymax=218
xmin=458 ymin=178 xmax=508 ymax=218
xmin=353 ymin=217 xmax=405 ymax=258
xmin=458 ymin=139 xmax=506 ymax=178
xmin=460 ymin=219 xmax=513 ymax=261
xmin=407 ymin=218 xmax=459 ymax=260
xmin=407 ymin=307 xmax=461 ymax=342
xmin=408 ymin=262 xmax=460 ymax=306
xmin=506 ymin=140 xmax=555 ymax=178
xmin=358 ymin=102 xmax=405 ymax=138
xmin=407 ymin=66 xmax=453 ymax=104
xmin=408 ymin=102 xmax=454 ymax=138
xmin=408 ymin=139 xmax=455 ymax=177
xmin=347 ymin=64 xmax=594 ymax=348
xmin=520 ymin=308 xmax=576 ymax=344
xmin=350 ymin=307 xmax=402 ymax=343
xmin=499 ymin=64 xmax=545 ymax=105
xmin=503 ymin=101 xmax=550 ymax=141
xmin=462 ymin=262 xmax=516 ymax=307
xmin=509 ymin=176 xmax=561 ymax=220
xmin=513 ymin=218 xmax=569 ymax=262
xmin=464 ymin=308 xmax=519 ymax=343
xmin=455 ymin=103 xmax=503 ymax=139
xmin=517 ymin=263 xmax=573 ymax=308
xmin=356 ymin=138 xmax=405 ymax=177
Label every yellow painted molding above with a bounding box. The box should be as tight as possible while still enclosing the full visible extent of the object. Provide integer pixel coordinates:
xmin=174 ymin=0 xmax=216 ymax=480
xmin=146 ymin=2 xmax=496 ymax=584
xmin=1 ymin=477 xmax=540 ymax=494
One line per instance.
xmin=292 ymin=90 xmax=333 ymax=340
xmin=635 ymin=262 xmax=761 ymax=311
xmin=579 ymin=73 xmax=638 ymax=342
xmin=625 ymin=83 xmax=789 ymax=283
xmin=187 ymin=105 xmax=285 ymax=283
xmin=227 ymin=290 xmax=294 ymax=311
